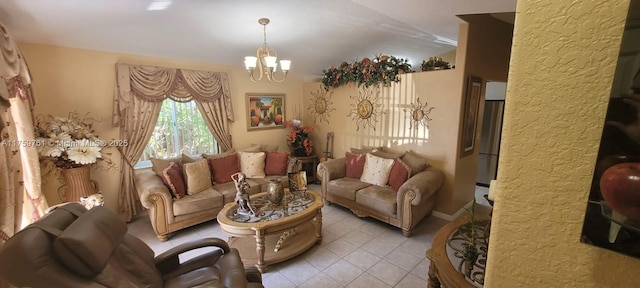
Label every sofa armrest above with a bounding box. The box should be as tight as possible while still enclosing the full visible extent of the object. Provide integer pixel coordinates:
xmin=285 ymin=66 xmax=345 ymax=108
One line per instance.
xmin=135 ymin=170 xmax=174 ymax=210
xmin=154 ymin=238 xmax=230 ymax=276
xmin=397 ymin=166 xmax=444 ymax=206
xmin=317 ymin=157 xmax=346 ymax=181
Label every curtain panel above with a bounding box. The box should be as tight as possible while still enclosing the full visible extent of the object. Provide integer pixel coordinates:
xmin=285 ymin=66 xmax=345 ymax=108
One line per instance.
xmin=0 ymin=22 xmax=47 ymax=242
xmin=113 ymin=63 xmax=234 ymax=221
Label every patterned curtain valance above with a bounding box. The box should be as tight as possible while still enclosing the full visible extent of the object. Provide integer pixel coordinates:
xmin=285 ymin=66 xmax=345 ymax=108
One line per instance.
xmin=113 ymin=63 xmax=234 ymax=126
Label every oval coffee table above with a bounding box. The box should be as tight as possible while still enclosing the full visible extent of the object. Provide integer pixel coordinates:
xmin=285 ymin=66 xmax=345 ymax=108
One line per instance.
xmin=217 ymin=189 xmax=323 ymax=272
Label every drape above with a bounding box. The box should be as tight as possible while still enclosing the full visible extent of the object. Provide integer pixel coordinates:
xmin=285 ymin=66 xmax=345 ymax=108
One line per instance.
xmin=0 ymin=22 xmax=47 ymax=241
xmin=113 ymin=64 xmax=234 ymax=220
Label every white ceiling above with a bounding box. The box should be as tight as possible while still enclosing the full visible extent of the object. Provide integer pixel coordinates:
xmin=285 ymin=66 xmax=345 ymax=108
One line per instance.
xmin=0 ymin=0 xmax=516 ymax=79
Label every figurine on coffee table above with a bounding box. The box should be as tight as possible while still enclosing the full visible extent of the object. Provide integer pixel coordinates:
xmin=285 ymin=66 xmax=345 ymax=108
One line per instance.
xmin=231 ymin=172 xmax=256 ymax=216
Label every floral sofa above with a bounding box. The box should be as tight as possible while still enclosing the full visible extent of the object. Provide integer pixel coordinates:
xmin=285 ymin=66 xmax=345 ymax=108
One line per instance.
xmin=135 ymin=145 xmax=290 ymax=241
xmin=317 ymin=148 xmax=444 ymax=236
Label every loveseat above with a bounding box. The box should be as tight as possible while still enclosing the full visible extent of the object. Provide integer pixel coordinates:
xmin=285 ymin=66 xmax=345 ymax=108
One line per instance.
xmin=136 ymin=145 xmax=291 ymax=241
xmin=317 ymin=148 xmax=444 ymax=236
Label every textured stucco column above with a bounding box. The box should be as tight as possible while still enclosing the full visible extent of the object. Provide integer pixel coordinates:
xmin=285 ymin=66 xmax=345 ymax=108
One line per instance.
xmin=485 ymin=1 xmax=640 ymax=287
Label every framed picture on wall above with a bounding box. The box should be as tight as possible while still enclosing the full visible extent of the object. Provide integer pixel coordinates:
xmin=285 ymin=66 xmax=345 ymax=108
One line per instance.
xmin=460 ymin=75 xmax=483 ymax=157
xmin=246 ymin=93 xmax=285 ymax=131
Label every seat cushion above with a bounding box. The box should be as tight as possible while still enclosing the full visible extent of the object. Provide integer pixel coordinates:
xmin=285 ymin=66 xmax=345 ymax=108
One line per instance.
xmin=173 ymin=188 xmax=224 ymax=216
xmin=327 ymin=178 xmax=372 ymax=201
xmin=355 ymin=185 xmax=397 ymax=216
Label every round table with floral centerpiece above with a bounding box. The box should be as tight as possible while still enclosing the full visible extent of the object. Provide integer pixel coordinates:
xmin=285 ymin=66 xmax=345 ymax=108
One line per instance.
xmin=217 ymin=189 xmax=323 ymax=272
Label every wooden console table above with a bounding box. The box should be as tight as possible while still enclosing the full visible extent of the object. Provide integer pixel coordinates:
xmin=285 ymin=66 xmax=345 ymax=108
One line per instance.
xmin=426 ymin=215 xmax=491 ymax=288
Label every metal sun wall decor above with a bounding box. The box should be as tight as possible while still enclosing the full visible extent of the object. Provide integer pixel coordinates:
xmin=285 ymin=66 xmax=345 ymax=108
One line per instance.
xmin=307 ymin=87 xmax=335 ymax=124
xmin=347 ymin=87 xmax=383 ymax=131
xmin=404 ymin=97 xmax=434 ymax=129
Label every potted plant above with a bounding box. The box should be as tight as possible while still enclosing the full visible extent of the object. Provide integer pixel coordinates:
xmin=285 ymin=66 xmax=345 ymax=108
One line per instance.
xmin=421 ymin=57 xmax=451 ymax=71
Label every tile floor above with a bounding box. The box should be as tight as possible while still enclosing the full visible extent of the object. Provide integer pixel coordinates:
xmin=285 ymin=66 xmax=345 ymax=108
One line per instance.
xmin=127 ymin=185 xmax=492 ymax=288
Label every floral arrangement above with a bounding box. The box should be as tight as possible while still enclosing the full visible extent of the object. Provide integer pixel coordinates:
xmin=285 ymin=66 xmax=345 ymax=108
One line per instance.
xmin=284 ymin=119 xmax=314 ymax=156
xmin=34 ymin=112 xmax=106 ymax=169
xmin=321 ymin=54 xmax=413 ymax=90
xmin=421 ymin=57 xmax=451 ymax=71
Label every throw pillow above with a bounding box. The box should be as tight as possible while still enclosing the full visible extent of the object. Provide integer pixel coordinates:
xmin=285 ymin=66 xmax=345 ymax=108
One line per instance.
xmin=345 ymin=152 xmax=366 ymax=178
xmin=360 ymin=153 xmax=395 ymax=186
xmin=239 ymin=151 xmax=266 ymax=178
xmin=150 ymin=156 xmax=181 ymax=176
xmin=241 ymin=145 xmax=263 ymax=152
xmin=161 ymin=162 xmax=186 ymax=199
xmin=388 ymin=159 xmax=412 ymax=191
xmin=401 ymin=150 xmax=428 ymax=176
xmin=208 ymin=152 xmax=241 ymax=184
xmin=372 ymin=149 xmax=405 ymax=159
xmin=183 ymin=159 xmax=213 ymax=195
xmin=202 ymin=148 xmax=236 ymax=159
xmin=265 ymin=151 xmax=290 ymax=176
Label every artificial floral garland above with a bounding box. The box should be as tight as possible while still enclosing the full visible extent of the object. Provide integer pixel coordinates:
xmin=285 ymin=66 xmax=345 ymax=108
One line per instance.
xmin=321 ymin=55 xmax=412 ymax=90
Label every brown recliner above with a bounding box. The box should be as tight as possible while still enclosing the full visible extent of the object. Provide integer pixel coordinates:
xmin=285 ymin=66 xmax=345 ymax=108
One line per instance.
xmin=0 ymin=203 xmax=263 ymax=288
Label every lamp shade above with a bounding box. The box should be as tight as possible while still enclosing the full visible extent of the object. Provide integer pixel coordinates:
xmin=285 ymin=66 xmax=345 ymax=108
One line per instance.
xmin=264 ymin=56 xmax=277 ymax=68
xmin=244 ymin=56 xmax=257 ymax=69
xmin=280 ymin=60 xmax=291 ymax=71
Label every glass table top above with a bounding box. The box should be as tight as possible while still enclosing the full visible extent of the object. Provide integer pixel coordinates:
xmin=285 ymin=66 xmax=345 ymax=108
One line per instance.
xmin=227 ymin=191 xmax=315 ymax=223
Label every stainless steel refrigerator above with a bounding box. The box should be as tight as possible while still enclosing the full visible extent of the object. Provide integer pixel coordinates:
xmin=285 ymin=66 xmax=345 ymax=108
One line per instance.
xmin=476 ymin=100 xmax=505 ymax=186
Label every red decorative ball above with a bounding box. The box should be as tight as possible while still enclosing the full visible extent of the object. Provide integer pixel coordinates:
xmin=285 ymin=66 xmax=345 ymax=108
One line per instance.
xmin=600 ymin=162 xmax=640 ymax=221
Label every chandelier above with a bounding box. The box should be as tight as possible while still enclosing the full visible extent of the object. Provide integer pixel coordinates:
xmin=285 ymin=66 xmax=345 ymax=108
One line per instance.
xmin=244 ymin=18 xmax=291 ymax=83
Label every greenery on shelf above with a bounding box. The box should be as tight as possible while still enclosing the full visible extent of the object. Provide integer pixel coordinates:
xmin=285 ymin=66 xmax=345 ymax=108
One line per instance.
xmin=321 ymin=55 xmax=413 ymax=90
xmin=421 ymin=57 xmax=451 ymax=71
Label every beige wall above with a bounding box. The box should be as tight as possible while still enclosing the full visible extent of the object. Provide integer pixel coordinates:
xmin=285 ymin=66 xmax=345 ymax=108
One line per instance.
xmin=18 ymin=43 xmax=304 ymax=211
xmin=486 ymin=0 xmax=640 ymax=287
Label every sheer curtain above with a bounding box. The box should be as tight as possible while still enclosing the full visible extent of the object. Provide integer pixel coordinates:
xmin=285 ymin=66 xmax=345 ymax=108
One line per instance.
xmin=0 ymin=22 xmax=48 ymax=242
xmin=113 ymin=64 xmax=234 ymax=221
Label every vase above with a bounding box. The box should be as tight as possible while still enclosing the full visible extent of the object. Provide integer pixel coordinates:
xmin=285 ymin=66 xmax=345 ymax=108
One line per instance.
xmin=58 ymin=165 xmax=99 ymax=203
xmin=293 ymin=147 xmax=309 ymax=157
xmin=266 ymin=179 xmax=285 ymax=205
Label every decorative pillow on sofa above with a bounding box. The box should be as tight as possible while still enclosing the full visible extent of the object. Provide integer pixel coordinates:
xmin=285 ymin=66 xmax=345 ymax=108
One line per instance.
xmin=401 ymin=150 xmax=429 ymax=176
xmin=161 ymin=162 xmax=186 ymax=199
xmin=202 ymin=148 xmax=236 ymax=159
xmin=265 ymin=151 xmax=289 ymax=176
xmin=239 ymin=151 xmax=266 ymax=178
xmin=183 ymin=159 xmax=213 ymax=195
xmin=345 ymin=152 xmax=366 ymax=179
xmin=208 ymin=152 xmax=241 ymax=184
xmin=360 ymin=153 xmax=395 ymax=186
xmin=388 ymin=159 xmax=412 ymax=191
xmin=151 ymin=156 xmax=181 ymax=176
xmin=372 ymin=149 xmax=405 ymax=159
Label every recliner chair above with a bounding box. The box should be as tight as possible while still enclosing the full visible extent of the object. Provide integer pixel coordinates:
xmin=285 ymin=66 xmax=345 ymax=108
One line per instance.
xmin=0 ymin=203 xmax=263 ymax=288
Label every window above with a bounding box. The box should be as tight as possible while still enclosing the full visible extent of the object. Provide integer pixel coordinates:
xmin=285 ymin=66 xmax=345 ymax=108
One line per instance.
xmin=136 ymin=99 xmax=218 ymax=168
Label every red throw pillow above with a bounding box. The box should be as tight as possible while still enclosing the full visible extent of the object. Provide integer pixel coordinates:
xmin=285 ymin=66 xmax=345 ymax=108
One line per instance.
xmin=345 ymin=152 xmax=366 ymax=179
xmin=265 ymin=152 xmax=289 ymax=176
xmin=161 ymin=162 xmax=187 ymax=199
xmin=208 ymin=153 xmax=240 ymax=184
xmin=388 ymin=159 xmax=412 ymax=191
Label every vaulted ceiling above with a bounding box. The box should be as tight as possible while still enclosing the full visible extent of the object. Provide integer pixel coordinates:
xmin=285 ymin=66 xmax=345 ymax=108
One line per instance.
xmin=0 ymin=0 xmax=517 ymax=79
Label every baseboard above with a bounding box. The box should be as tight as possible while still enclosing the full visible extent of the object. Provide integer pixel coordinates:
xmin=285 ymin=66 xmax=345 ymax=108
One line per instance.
xmin=431 ymin=200 xmax=474 ymax=221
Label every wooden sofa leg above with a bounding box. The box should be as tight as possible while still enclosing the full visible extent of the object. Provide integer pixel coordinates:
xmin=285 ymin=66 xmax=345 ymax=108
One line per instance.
xmin=402 ymin=228 xmax=411 ymax=237
xmin=157 ymin=234 xmax=169 ymax=242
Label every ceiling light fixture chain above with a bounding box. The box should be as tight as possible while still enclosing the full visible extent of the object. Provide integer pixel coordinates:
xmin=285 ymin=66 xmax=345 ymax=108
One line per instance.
xmin=244 ymin=18 xmax=291 ymax=83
